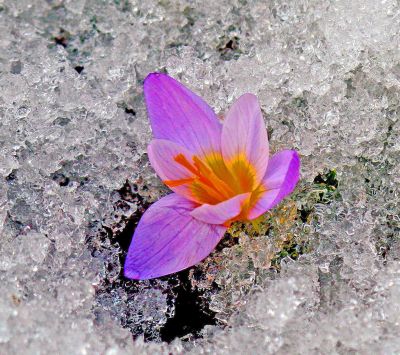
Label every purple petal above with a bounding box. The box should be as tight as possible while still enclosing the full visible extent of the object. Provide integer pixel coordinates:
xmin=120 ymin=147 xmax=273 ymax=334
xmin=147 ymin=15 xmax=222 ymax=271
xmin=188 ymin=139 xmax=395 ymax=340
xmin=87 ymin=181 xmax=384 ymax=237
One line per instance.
xmin=190 ymin=193 xmax=250 ymax=225
xmin=247 ymin=150 xmax=300 ymax=220
xmin=148 ymin=139 xmax=197 ymax=202
xmin=221 ymin=94 xmax=269 ymax=187
xmin=144 ymin=73 xmax=222 ymax=156
xmin=124 ymin=193 xmax=226 ymax=280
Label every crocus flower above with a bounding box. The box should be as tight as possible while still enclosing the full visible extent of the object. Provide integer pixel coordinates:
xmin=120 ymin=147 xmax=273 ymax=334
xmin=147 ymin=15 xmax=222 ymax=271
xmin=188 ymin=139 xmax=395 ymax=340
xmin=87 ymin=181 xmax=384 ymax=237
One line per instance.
xmin=124 ymin=73 xmax=300 ymax=280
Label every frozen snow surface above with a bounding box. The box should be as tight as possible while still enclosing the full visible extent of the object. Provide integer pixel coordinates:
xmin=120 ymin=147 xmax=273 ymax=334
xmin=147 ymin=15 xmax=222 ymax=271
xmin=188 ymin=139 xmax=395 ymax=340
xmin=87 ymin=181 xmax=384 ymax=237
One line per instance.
xmin=1 ymin=0 xmax=400 ymax=354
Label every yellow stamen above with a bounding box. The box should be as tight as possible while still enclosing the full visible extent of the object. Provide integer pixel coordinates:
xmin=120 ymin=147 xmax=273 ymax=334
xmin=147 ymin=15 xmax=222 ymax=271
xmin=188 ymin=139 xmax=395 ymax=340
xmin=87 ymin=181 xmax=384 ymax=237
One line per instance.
xmin=165 ymin=150 xmax=260 ymax=218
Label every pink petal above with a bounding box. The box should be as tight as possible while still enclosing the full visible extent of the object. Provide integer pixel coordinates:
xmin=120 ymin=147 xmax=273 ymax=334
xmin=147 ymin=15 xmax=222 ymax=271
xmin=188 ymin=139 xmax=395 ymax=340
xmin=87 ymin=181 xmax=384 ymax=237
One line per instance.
xmin=124 ymin=193 xmax=227 ymax=280
xmin=144 ymin=73 xmax=222 ymax=156
xmin=247 ymin=150 xmax=300 ymax=220
xmin=147 ymin=139 xmax=196 ymax=201
xmin=190 ymin=192 xmax=250 ymax=225
xmin=247 ymin=189 xmax=281 ymax=220
xmin=221 ymin=94 xmax=269 ymax=186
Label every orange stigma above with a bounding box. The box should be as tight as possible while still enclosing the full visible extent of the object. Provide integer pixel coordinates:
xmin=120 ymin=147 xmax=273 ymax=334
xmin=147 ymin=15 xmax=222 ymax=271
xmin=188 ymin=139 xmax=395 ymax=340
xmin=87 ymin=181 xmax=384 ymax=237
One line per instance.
xmin=164 ymin=151 xmax=258 ymax=210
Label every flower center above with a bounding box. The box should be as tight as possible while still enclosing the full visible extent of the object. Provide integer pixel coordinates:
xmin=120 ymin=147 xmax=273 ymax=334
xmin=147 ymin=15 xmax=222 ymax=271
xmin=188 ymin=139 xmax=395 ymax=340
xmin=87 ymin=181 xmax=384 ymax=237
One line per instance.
xmin=164 ymin=151 xmax=257 ymax=205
